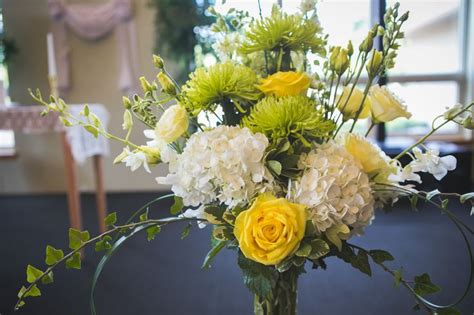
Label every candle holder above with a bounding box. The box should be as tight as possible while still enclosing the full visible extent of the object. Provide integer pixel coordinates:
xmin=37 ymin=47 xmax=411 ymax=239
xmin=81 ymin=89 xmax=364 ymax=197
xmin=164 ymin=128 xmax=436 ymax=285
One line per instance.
xmin=48 ymin=75 xmax=58 ymax=98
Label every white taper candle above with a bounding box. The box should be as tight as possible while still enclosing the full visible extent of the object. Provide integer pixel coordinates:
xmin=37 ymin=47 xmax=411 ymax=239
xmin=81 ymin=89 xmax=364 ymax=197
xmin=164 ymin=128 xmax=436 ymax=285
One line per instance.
xmin=46 ymin=32 xmax=57 ymax=78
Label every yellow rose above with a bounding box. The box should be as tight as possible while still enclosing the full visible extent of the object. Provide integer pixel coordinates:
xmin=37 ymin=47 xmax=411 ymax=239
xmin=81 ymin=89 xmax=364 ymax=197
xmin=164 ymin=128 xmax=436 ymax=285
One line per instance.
xmin=336 ymin=86 xmax=371 ymax=120
xmin=155 ymin=104 xmax=189 ymax=143
xmin=369 ymin=85 xmax=412 ymax=123
xmin=257 ymin=71 xmax=310 ymax=97
xmin=234 ymin=193 xmax=307 ymax=266
xmin=344 ymin=133 xmax=395 ymax=179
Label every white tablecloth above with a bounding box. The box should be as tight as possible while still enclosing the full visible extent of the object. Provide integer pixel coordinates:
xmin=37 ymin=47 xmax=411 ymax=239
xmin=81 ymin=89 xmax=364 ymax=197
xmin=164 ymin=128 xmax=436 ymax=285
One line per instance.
xmin=0 ymin=104 xmax=110 ymax=164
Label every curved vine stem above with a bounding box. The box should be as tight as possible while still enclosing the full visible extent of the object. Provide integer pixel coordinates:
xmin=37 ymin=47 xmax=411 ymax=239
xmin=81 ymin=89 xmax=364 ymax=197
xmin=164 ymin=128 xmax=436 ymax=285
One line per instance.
xmin=15 ymin=216 xmax=204 ymax=311
xmin=370 ymin=186 xmax=474 ymax=311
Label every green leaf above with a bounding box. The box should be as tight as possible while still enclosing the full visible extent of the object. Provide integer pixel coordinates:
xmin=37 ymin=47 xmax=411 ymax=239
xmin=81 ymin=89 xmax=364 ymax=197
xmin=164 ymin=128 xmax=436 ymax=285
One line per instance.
xmin=170 ymin=196 xmax=184 ymax=215
xmin=45 ymin=245 xmax=64 ymax=266
xmin=60 ymin=117 xmax=73 ymax=127
xmin=414 ymin=273 xmax=440 ymax=296
xmin=459 ymin=192 xmax=474 ymax=203
xmin=181 ymin=223 xmax=192 ymax=239
xmin=84 ymin=125 xmax=99 ymax=138
xmin=369 ymin=249 xmax=394 ymax=264
xmin=95 ymin=235 xmax=113 ymax=252
xmin=41 ymin=271 xmax=54 ymax=285
xmin=308 ymin=239 xmax=330 ymax=260
xmin=26 ymin=265 xmax=43 ymax=283
xmin=104 ymin=212 xmax=117 ymax=226
xmin=410 ymin=195 xmax=419 ymax=211
xmin=68 ymin=228 xmax=90 ymax=250
xmin=436 ymin=307 xmax=461 ymax=315
xmin=267 ymin=160 xmax=282 ymax=176
xmin=350 ymin=250 xmax=372 ymax=276
xmin=326 ymin=224 xmax=350 ymax=251
xmin=202 ymin=240 xmax=227 ymax=269
xmin=295 ymin=243 xmax=312 ymax=257
xmin=82 ymin=104 xmax=90 ymax=116
xmin=276 ymin=258 xmax=294 ymax=273
xmin=139 ymin=211 xmax=148 ymax=222
xmin=65 ymin=252 xmax=82 ymax=270
xmin=146 ymin=225 xmax=161 ymax=241
xmin=393 ymin=269 xmax=403 ymax=287
xmin=238 ymin=252 xmax=278 ymax=299
xmin=24 ymin=285 xmax=41 ymax=297
xmin=441 ymin=199 xmax=449 ymax=209
xmin=426 ymin=189 xmax=440 ymax=201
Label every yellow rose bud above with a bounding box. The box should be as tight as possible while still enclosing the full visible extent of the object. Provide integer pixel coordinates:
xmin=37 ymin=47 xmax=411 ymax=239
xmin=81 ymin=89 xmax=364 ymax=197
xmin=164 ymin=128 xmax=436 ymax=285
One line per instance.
xmin=157 ymin=72 xmax=177 ymax=95
xmin=257 ymin=71 xmax=310 ymax=97
xmin=336 ymin=86 xmax=371 ymax=120
xmin=344 ymin=133 xmax=395 ymax=179
xmin=155 ymin=104 xmax=189 ymax=143
xmin=234 ymin=193 xmax=307 ymax=266
xmin=139 ymin=146 xmax=161 ymax=164
xmin=366 ymin=50 xmax=383 ymax=78
xmin=369 ymin=85 xmax=411 ymax=123
xmin=330 ymin=47 xmax=350 ymax=75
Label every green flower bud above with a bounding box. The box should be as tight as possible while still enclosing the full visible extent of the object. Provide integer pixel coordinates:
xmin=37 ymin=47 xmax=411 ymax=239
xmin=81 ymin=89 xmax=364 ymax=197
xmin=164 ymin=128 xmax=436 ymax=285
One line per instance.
xmin=139 ymin=76 xmax=154 ymax=93
xmin=122 ymin=110 xmax=133 ymax=130
xmin=122 ymin=96 xmax=132 ymax=109
xmin=152 ymin=55 xmax=164 ymax=69
xmin=329 ymin=47 xmax=350 ymax=75
xmin=359 ymin=36 xmax=373 ymax=52
xmin=347 ymin=40 xmax=354 ymax=56
xmin=157 ymin=72 xmax=177 ymax=95
xmin=399 ymin=11 xmax=409 ymax=22
xmin=366 ymin=50 xmax=384 ymax=78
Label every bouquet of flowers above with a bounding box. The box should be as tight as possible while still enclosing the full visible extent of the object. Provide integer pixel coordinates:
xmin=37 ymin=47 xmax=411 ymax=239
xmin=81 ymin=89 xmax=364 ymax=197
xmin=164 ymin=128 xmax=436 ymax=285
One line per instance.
xmin=17 ymin=1 xmax=473 ymax=314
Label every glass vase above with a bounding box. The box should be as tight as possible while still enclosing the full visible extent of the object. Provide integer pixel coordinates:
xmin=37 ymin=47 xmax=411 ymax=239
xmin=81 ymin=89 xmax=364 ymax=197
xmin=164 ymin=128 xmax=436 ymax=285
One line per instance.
xmin=253 ymin=268 xmax=299 ymax=315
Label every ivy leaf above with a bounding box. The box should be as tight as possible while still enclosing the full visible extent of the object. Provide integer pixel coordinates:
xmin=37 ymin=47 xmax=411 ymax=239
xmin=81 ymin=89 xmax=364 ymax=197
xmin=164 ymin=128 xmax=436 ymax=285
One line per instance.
xmin=139 ymin=211 xmax=148 ymax=222
xmin=441 ymin=199 xmax=449 ymax=210
xmin=146 ymin=225 xmax=161 ymax=241
xmin=414 ymin=273 xmax=440 ymax=296
xmin=41 ymin=271 xmax=54 ymax=285
xmin=436 ymin=307 xmax=461 ymax=315
xmin=350 ymin=250 xmax=372 ymax=276
xmin=65 ymin=252 xmax=82 ymax=270
xmin=68 ymin=228 xmax=90 ymax=250
xmin=181 ymin=223 xmax=192 ymax=239
xmin=95 ymin=235 xmax=113 ymax=252
xmin=393 ymin=269 xmax=403 ymax=287
xmin=308 ymin=239 xmax=330 ymax=260
xmin=26 ymin=265 xmax=43 ymax=283
xmin=238 ymin=252 xmax=278 ymax=299
xmin=202 ymin=239 xmax=227 ymax=269
xmin=170 ymin=196 xmax=184 ymax=215
xmin=369 ymin=250 xmax=394 ymax=264
xmin=104 ymin=212 xmax=117 ymax=226
xmin=45 ymin=245 xmax=64 ymax=266
xmin=24 ymin=285 xmax=41 ymax=297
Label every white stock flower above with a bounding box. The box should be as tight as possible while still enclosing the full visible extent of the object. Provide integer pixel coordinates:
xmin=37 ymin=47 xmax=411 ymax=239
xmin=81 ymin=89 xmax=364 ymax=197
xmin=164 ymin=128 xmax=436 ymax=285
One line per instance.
xmin=300 ymin=0 xmax=318 ymax=14
xmin=212 ymin=33 xmax=243 ymax=61
xmin=409 ymin=147 xmax=457 ymax=180
xmin=156 ymin=126 xmax=273 ymax=207
xmin=292 ymin=141 xmax=374 ymax=235
xmin=123 ymin=149 xmax=151 ymax=173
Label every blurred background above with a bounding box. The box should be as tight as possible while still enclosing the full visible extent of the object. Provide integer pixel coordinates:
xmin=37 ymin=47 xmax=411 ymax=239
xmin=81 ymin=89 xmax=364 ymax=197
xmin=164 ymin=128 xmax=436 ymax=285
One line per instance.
xmin=0 ymin=0 xmax=473 ymax=314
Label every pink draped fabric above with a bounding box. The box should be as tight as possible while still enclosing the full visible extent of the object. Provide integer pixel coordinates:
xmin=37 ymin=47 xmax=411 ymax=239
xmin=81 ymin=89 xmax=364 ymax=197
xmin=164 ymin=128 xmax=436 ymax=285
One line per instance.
xmin=48 ymin=0 xmax=139 ymax=95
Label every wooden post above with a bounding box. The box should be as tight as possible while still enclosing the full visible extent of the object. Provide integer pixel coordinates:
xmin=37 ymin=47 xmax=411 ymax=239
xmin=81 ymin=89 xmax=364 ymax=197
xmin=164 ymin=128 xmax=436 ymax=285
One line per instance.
xmin=60 ymin=131 xmax=82 ymax=232
xmin=93 ymin=155 xmax=107 ymax=233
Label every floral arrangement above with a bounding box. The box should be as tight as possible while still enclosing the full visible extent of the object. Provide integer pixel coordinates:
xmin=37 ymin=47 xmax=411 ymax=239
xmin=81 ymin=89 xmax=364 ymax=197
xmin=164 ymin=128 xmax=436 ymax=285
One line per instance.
xmin=17 ymin=1 xmax=473 ymax=314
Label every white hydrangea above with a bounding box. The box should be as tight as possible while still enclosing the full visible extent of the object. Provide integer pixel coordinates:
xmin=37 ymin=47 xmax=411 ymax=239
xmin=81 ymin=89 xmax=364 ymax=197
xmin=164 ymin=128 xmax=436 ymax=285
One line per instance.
xmin=292 ymin=141 xmax=374 ymax=235
xmin=212 ymin=33 xmax=243 ymax=61
xmin=157 ymin=126 xmax=273 ymax=207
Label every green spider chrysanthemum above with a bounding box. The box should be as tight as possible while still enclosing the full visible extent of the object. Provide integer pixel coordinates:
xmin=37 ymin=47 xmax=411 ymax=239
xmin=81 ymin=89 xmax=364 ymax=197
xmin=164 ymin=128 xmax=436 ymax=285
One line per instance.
xmin=242 ymin=96 xmax=335 ymax=144
xmin=182 ymin=62 xmax=261 ymax=124
xmin=239 ymin=5 xmax=325 ymax=56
